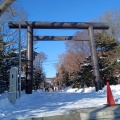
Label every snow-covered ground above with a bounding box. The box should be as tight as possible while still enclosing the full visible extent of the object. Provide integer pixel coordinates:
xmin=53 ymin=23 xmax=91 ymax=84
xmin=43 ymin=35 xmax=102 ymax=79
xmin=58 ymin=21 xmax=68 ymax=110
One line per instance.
xmin=1 ymin=85 xmax=120 ymax=120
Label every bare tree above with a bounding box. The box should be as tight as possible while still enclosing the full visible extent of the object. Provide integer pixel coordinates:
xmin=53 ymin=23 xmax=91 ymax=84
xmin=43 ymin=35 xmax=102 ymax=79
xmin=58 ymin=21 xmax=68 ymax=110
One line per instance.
xmin=33 ymin=52 xmax=47 ymax=70
xmin=56 ymin=31 xmax=91 ymax=77
xmin=0 ymin=0 xmax=16 ymax=16
xmin=98 ymin=10 xmax=120 ymax=39
xmin=0 ymin=1 xmax=28 ymax=53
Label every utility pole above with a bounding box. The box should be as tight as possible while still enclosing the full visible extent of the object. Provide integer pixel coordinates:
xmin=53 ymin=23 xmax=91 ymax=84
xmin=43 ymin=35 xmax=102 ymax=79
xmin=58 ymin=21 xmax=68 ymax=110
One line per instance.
xmin=18 ymin=22 xmax=21 ymax=97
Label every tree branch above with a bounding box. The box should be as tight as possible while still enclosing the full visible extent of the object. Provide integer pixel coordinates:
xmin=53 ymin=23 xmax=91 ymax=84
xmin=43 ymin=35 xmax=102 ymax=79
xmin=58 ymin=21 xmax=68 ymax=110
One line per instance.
xmin=0 ymin=0 xmax=16 ymax=16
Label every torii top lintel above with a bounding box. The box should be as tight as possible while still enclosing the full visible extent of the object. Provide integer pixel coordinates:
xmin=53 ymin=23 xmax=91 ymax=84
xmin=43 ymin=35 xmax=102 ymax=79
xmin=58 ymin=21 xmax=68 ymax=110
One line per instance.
xmin=9 ymin=21 xmax=109 ymax=29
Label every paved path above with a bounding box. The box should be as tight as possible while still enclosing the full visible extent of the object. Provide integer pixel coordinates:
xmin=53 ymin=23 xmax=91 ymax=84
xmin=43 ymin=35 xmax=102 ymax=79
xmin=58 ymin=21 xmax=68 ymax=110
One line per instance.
xmin=17 ymin=105 xmax=120 ymax=120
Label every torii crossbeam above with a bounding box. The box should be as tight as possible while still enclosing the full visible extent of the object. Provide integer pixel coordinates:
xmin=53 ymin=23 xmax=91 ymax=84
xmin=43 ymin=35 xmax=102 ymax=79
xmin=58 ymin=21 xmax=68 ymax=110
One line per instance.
xmin=33 ymin=36 xmax=89 ymax=41
xmin=9 ymin=21 xmax=109 ymax=29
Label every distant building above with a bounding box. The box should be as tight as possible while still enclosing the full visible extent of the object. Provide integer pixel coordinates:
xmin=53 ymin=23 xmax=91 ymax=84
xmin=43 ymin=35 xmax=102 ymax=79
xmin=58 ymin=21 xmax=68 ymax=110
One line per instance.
xmin=45 ymin=78 xmax=54 ymax=85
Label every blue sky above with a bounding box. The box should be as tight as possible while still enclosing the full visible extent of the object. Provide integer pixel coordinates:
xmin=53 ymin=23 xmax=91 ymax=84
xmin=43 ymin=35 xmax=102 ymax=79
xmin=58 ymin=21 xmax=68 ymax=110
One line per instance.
xmin=18 ymin=0 xmax=120 ymax=78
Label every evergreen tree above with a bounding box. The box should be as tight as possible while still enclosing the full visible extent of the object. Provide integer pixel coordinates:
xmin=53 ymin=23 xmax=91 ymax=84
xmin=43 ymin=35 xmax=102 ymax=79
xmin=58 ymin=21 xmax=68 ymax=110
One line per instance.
xmin=33 ymin=67 xmax=45 ymax=90
xmin=95 ymin=31 xmax=120 ymax=85
xmin=33 ymin=52 xmax=47 ymax=90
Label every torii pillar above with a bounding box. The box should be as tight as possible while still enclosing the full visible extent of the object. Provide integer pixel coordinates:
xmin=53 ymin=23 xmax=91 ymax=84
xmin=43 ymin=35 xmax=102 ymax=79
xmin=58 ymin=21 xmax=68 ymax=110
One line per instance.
xmin=9 ymin=22 xmax=109 ymax=93
xmin=26 ymin=24 xmax=33 ymax=94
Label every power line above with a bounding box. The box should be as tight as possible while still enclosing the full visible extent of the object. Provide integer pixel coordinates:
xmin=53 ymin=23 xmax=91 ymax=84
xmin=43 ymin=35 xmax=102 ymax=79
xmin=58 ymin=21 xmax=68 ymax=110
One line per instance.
xmin=43 ymin=59 xmax=65 ymax=63
xmin=43 ymin=62 xmax=58 ymax=65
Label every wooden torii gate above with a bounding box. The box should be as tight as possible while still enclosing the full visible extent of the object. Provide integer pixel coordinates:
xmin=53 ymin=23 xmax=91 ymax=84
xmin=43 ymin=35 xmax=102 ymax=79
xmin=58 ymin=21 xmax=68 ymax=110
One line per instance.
xmin=9 ymin=22 xmax=109 ymax=93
